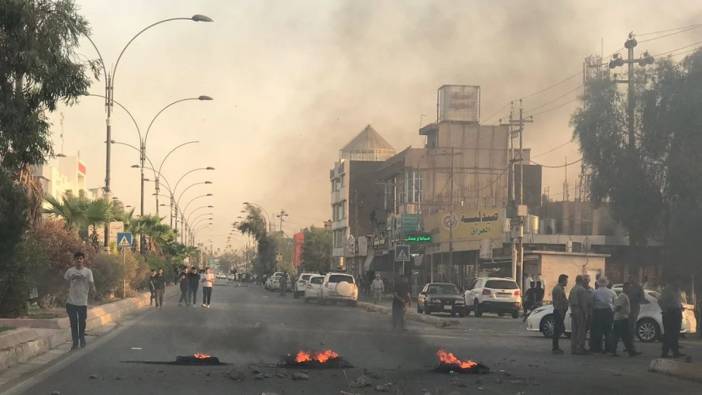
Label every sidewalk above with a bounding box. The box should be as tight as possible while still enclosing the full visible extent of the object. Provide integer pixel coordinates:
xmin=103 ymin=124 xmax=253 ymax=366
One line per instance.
xmin=357 ymin=294 xmax=460 ymax=328
xmin=0 ymin=287 xmax=170 ymax=374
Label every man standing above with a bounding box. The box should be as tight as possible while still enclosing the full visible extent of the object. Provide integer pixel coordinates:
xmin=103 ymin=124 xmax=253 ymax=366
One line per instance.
xmin=187 ymin=267 xmax=200 ymax=306
xmin=626 ymin=277 xmax=644 ymax=344
xmin=392 ymin=275 xmax=411 ymax=330
xmin=371 ymin=274 xmax=385 ymax=304
xmin=64 ymin=252 xmax=96 ymax=350
xmin=569 ymin=275 xmax=589 ymax=355
xmin=148 ymin=269 xmax=156 ymax=306
xmin=522 ymin=281 xmax=536 ymax=321
xmin=658 ymin=279 xmax=685 ymax=358
xmin=201 ymin=267 xmax=215 ymax=308
xmin=591 ymin=277 xmax=616 ymax=353
xmin=551 ymin=274 xmax=569 ymax=354
xmin=153 ymin=268 xmax=165 ymax=308
xmin=178 ymin=268 xmax=188 ymax=306
xmin=611 ymin=283 xmax=640 ymax=357
xmin=279 ymin=272 xmax=288 ymax=296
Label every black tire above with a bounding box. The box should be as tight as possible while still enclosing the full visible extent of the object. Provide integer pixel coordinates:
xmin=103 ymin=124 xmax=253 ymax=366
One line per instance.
xmin=637 ymin=318 xmax=661 ymax=343
xmin=474 ymin=300 xmax=482 ymax=317
xmin=540 ymin=314 xmax=555 ymax=338
xmin=511 ymin=311 xmax=519 ymax=319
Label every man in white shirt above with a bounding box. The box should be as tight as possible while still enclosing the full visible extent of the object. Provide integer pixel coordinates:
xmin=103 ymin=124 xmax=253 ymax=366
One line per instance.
xmin=64 ymin=252 xmax=96 ymax=350
xmin=201 ymin=267 xmax=215 ymax=308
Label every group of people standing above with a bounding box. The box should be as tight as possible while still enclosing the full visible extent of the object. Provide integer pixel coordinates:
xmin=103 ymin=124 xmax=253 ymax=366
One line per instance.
xmin=177 ymin=267 xmax=216 ymax=308
xmin=551 ymin=273 xmax=685 ymax=359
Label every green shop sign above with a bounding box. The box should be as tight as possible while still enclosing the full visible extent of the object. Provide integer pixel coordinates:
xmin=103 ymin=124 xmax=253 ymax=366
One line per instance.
xmin=404 ymin=234 xmax=432 ymax=243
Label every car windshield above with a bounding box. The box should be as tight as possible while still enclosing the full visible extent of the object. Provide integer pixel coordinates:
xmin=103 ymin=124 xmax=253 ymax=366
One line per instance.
xmin=301 ymin=274 xmax=311 ymax=281
xmin=310 ymin=277 xmax=323 ymax=284
xmin=429 ymin=284 xmax=459 ymax=295
xmin=485 ymin=280 xmax=518 ymax=290
xmin=328 ymin=275 xmax=354 ymax=284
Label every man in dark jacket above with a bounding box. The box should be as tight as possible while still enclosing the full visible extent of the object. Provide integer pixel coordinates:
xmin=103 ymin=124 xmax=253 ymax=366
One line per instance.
xmin=178 ymin=269 xmax=188 ymax=306
xmin=187 ymin=268 xmax=201 ymax=306
xmin=153 ymin=268 xmax=166 ymax=308
xmin=552 ymin=274 xmax=569 ymax=354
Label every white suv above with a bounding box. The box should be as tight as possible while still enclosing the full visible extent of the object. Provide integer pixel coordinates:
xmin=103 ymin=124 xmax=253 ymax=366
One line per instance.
xmin=294 ymin=273 xmax=316 ymax=298
xmin=321 ymin=273 xmax=358 ymax=305
xmin=465 ymin=277 xmax=521 ymax=318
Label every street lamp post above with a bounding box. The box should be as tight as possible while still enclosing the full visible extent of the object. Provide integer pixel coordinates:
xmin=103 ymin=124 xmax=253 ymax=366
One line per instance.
xmin=182 ymin=193 xmax=214 ymax=243
xmin=84 ymin=14 xmax=213 ymax=249
xmin=153 ymin=140 xmax=200 ymax=216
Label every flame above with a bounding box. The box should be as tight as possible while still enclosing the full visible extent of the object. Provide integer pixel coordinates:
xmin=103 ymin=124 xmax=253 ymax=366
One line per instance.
xmin=294 ymin=349 xmax=339 ymax=364
xmin=193 ymin=353 xmax=211 ymax=359
xmin=436 ymin=349 xmax=477 ymax=369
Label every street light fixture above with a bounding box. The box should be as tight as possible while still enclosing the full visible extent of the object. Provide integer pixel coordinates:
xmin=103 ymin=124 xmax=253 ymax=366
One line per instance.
xmin=83 ymin=14 xmax=213 ymax=249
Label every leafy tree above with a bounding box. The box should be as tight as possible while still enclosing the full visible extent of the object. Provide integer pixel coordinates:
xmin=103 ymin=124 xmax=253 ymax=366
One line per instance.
xmin=0 ymin=168 xmax=29 ymax=316
xmin=237 ymin=204 xmax=277 ymax=276
xmin=0 ymin=0 xmax=96 ymax=175
xmin=301 ymin=226 xmax=332 ymax=273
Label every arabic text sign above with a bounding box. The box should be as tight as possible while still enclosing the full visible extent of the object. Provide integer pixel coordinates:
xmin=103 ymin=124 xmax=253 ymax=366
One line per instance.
xmin=424 ymin=208 xmax=505 ymax=243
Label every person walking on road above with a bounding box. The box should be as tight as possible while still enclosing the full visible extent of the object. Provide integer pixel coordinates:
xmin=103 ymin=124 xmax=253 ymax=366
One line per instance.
xmin=279 ymin=272 xmax=288 ymax=297
xmin=371 ymin=274 xmax=385 ymax=304
xmin=523 ymin=281 xmax=536 ymax=321
xmin=187 ymin=267 xmax=201 ymax=306
xmin=658 ymin=279 xmax=685 ymax=358
xmin=569 ymin=275 xmax=589 ymax=355
xmin=201 ymin=267 xmax=215 ymax=308
xmin=626 ymin=277 xmax=644 ymax=343
xmin=591 ymin=277 xmax=616 ymax=353
xmin=610 ymin=282 xmax=640 ymax=357
xmin=64 ymin=252 xmax=96 ymax=350
xmin=392 ymin=275 xmax=411 ymax=330
xmin=551 ymin=274 xmax=569 ymax=354
xmin=153 ymin=268 xmax=166 ymax=308
xmin=148 ymin=269 xmax=157 ymax=306
xmin=178 ymin=269 xmax=188 ymax=306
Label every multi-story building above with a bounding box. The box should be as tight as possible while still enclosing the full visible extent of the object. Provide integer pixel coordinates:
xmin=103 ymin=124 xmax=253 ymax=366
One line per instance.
xmin=330 ymin=125 xmax=395 ymax=274
xmin=32 ymin=153 xmax=88 ymax=200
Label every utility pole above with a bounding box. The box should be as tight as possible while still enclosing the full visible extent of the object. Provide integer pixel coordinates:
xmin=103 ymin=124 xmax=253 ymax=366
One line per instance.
xmin=608 ymin=33 xmax=654 ymax=149
xmin=276 ymin=210 xmax=288 ymax=234
xmin=504 ymin=101 xmax=532 ymax=288
xmin=448 ymin=146 xmax=455 ymax=283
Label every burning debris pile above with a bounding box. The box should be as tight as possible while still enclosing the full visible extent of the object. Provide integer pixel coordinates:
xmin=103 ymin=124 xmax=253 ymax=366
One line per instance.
xmin=122 ymin=353 xmax=225 ymax=366
xmin=279 ymin=349 xmax=353 ymax=369
xmin=435 ymin=349 xmax=489 ymax=374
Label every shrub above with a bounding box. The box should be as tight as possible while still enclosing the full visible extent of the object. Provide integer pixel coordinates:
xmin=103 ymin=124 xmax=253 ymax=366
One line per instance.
xmin=91 ymin=254 xmax=124 ymax=298
xmin=0 ymin=168 xmax=29 ymax=317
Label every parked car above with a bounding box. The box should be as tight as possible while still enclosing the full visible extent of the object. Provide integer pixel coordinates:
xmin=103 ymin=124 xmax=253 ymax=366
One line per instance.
xmin=465 ymin=277 xmax=521 ymax=318
xmin=294 ymin=273 xmax=316 ymax=298
xmin=525 ymin=289 xmax=697 ymax=342
xmin=417 ymin=282 xmax=467 ymax=317
xmin=265 ymin=272 xmax=284 ymax=290
xmin=304 ymin=275 xmax=325 ymax=302
xmin=320 ymin=273 xmax=358 ymax=305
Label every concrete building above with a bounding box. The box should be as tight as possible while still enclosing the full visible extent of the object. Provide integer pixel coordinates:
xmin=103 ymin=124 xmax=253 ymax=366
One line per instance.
xmin=330 ymin=125 xmax=395 ymax=273
xmin=32 ymin=153 xmax=88 ymax=200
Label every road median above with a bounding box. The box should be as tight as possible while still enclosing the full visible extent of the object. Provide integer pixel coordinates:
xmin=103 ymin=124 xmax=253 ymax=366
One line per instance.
xmin=648 ymin=358 xmax=702 ymax=383
xmin=357 ymin=301 xmax=460 ymax=328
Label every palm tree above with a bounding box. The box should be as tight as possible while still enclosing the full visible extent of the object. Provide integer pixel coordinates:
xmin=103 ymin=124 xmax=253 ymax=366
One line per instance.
xmin=43 ymin=194 xmax=86 ymax=231
xmin=84 ymin=198 xmax=112 ymax=247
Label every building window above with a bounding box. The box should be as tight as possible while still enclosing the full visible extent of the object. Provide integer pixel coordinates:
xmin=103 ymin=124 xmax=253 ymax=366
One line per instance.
xmin=333 ymin=228 xmax=346 ymax=248
xmin=413 ymin=170 xmax=423 ymax=204
xmin=332 ymin=202 xmax=346 ymax=221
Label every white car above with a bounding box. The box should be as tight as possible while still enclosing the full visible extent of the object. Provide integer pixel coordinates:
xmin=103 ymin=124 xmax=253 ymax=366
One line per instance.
xmin=525 ymin=289 xmax=697 ymax=342
xmin=265 ymin=272 xmax=284 ymax=290
xmin=321 ymin=273 xmax=358 ymax=305
xmin=464 ymin=277 xmax=522 ymax=318
xmin=304 ymin=275 xmax=325 ymax=302
xmin=294 ymin=273 xmax=316 ymax=298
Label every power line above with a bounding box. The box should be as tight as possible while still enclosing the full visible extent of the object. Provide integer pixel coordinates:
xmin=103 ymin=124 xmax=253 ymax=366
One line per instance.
xmin=638 ymin=23 xmax=702 ymax=37
xmin=520 ymin=71 xmax=582 ymax=100
xmin=639 ymin=25 xmax=702 ymax=43
xmin=526 ymin=84 xmax=583 ymax=113
xmin=653 ymin=40 xmax=702 ymax=56
xmin=530 ymin=158 xmax=582 ymax=168
xmin=530 ymin=97 xmax=580 ymax=117
xmin=531 ymin=139 xmax=576 ymax=159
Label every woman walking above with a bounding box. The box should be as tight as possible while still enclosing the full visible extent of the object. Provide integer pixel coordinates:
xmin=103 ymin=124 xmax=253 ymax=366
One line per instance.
xmin=201 ymin=267 xmax=215 ymax=308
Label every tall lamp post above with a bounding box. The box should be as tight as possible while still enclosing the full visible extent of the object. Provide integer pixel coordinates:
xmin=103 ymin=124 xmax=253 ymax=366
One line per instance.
xmin=182 ymin=193 xmax=214 ymax=243
xmin=84 ymin=14 xmax=213 ymax=248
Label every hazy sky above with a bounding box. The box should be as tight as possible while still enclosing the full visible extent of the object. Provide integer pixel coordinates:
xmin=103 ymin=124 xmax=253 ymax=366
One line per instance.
xmin=52 ymin=0 xmax=702 ymax=250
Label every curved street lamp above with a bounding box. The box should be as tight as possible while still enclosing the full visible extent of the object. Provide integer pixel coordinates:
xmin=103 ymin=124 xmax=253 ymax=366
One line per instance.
xmin=182 ymin=193 xmax=213 ymax=243
xmin=84 ymin=14 xmax=213 ymax=248
xmin=153 ymin=140 xmax=200 ymax=216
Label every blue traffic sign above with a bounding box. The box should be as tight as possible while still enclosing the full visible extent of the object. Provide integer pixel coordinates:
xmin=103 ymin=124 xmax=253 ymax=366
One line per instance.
xmin=116 ymin=232 xmax=133 ymax=248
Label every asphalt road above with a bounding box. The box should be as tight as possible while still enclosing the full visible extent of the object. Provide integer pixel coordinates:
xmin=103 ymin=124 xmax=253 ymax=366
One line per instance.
xmin=8 ymin=281 xmax=702 ymax=395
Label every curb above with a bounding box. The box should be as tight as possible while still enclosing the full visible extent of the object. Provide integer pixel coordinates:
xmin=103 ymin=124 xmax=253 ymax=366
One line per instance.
xmin=357 ymin=301 xmax=460 ymax=328
xmin=649 ymin=358 xmax=702 ymax=383
xmin=0 ymin=289 xmax=159 ymax=372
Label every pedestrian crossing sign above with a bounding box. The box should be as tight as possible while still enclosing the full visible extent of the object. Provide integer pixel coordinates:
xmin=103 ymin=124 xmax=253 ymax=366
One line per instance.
xmin=395 ymin=245 xmax=410 ymax=262
xmin=116 ymin=232 xmax=133 ymax=249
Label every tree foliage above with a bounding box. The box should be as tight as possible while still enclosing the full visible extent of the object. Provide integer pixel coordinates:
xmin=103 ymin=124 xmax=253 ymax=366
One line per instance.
xmin=0 ymin=0 xmax=96 ymax=173
xmin=572 ymin=50 xmax=702 ymax=276
xmin=0 ymin=168 xmax=29 ymax=316
xmin=301 ymin=226 xmax=332 ymax=273
xmin=237 ymin=203 xmax=277 ymax=276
